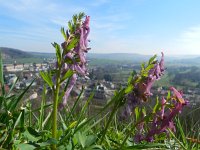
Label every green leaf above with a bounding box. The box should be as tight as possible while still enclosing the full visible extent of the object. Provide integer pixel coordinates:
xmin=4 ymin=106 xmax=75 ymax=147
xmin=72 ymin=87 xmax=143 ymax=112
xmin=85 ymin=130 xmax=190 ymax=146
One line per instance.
xmin=153 ymin=97 xmax=160 ymax=113
xmin=67 ymin=37 xmax=78 ymax=51
xmin=85 ymin=135 xmax=97 ymax=147
xmin=61 ymin=27 xmax=67 ymax=41
xmin=38 ymin=85 xmax=46 ymax=130
xmin=69 ymin=121 xmax=77 ymax=129
xmin=13 ymin=112 xmax=22 ymax=129
xmin=27 ymin=127 xmax=40 ymax=137
xmin=17 ymin=143 xmax=36 ymax=150
xmin=68 ymin=21 xmax=73 ymax=32
xmin=60 ymin=69 xmax=73 ymax=83
xmin=42 ymin=111 xmax=52 ymax=129
xmin=37 ymin=142 xmax=51 ymax=147
xmin=134 ymin=107 xmax=139 ymax=122
xmin=167 ymin=90 xmax=171 ymax=100
xmin=59 ymin=113 xmax=67 ymax=130
xmin=6 ymin=77 xmax=19 ymax=97
xmin=22 ymin=130 xmax=39 ymax=142
xmin=40 ymin=71 xmax=53 ymax=88
xmin=20 ymin=109 xmax=25 ymax=130
xmin=145 ymin=64 xmax=154 ymax=72
xmin=168 ymin=129 xmax=187 ymax=150
xmin=65 ymin=87 xmax=84 ymax=122
xmin=148 ymin=54 xmax=157 ymax=65
xmin=142 ymin=108 xmax=146 ymax=116
xmin=78 ymin=12 xmax=85 ymax=20
xmin=125 ymin=85 xmax=133 ymax=94
xmin=77 ymin=132 xmax=86 ymax=148
xmin=125 ymin=143 xmax=166 ymax=149
xmin=176 ymin=117 xmax=188 ymax=147
xmin=46 ymin=138 xmax=58 ymax=145
xmin=8 ymin=79 xmax=36 ymax=111
xmin=73 ymin=14 xmax=78 ymax=24
xmin=127 ymin=75 xmax=133 ymax=85
xmin=52 ymin=42 xmax=62 ymax=65
xmin=141 ymin=62 xmax=145 ymax=71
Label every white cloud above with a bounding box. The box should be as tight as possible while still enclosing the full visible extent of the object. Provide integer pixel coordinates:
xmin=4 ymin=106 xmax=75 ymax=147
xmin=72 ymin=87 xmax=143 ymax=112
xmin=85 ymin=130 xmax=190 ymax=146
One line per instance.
xmin=0 ymin=0 xmax=87 ymax=52
xmin=173 ymin=25 xmax=200 ymax=54
xmin=179 ymin=26 xmax=200 ymax=42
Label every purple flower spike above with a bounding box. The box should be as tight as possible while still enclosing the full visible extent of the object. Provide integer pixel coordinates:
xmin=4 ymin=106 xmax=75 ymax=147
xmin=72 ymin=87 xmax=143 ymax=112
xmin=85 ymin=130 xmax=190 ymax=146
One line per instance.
xmin=60 ymin=15 xmax=91 ymax=108
xmin=62 ymin=74 xmax=77 ymax=106
xmin=160 ymin=97 xmax=166 ymax=119
xmin=170 ymin=86 xmax=185 ymax=104
xmin=123 ymin=53 xmax=165 ymax=116
xmin=144 ymin=75 xmax=157 ymax=96
xmin=142 ymin=87 xmax=188 ymax=142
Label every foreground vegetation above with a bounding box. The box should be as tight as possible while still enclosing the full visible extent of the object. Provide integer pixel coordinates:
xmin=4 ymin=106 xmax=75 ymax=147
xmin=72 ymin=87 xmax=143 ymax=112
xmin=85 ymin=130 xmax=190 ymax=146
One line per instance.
xmin=0 ymin=13 xmax=200 ymax=150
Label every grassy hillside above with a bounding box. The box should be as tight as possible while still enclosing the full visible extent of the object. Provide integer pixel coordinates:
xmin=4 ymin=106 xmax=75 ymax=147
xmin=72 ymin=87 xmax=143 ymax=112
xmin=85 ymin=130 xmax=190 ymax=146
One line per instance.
xmin=0 ymin=47 xmax=55 ymax=64
xmin=0 ymin=47 xmax=32 ymax=59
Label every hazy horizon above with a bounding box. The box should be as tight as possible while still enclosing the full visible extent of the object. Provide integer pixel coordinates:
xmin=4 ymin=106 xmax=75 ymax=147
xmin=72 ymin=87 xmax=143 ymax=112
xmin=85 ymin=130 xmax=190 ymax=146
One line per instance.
xmin=1 ymin=47 xmax=200 ymax=58
xmin=1 ymin=0 xmax=200 ymax=55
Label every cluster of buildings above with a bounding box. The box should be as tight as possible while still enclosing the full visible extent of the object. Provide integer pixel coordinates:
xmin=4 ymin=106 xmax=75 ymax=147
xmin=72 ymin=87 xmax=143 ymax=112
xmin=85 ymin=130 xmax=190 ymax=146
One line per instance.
xmin=3 ymin=60 xmax=200 ymax=109
xmin=3 ymin=60 xmax=119 ymax=106
xmin=3 ymin=63 xmax=52 ymax=90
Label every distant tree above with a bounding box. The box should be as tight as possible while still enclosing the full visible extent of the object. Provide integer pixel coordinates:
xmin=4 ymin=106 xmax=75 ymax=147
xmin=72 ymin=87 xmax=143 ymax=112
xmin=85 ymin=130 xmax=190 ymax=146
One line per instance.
xmin=33 ymin=62 xmax=37 ymax=67
xmin=13 ymin=60 xmax=17 ymax=69
xmin=104 ymin=74 xmax=112 ymax=81
xmin=88 ymin=69 xmax=94 ymax=79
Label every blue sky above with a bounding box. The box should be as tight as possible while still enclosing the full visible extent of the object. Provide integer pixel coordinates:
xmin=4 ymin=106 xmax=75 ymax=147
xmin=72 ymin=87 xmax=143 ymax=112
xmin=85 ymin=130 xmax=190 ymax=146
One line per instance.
xmin=0 ymin=0 xmax=200 ymax=55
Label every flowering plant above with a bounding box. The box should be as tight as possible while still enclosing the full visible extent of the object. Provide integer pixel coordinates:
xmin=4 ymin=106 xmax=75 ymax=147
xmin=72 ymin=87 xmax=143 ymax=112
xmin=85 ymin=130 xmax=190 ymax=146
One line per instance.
xmin=40 ymin=12 xmax=90 ymax=149
xmin=134 ymin=86 xmax=188 ymax=142
xmin=119 ymin=53 xmax=189 ymax=147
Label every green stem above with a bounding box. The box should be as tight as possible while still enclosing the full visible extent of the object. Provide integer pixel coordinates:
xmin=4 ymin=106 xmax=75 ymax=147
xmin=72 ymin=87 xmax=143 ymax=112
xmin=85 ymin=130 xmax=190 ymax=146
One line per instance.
xmin=52 ymin=70 xmax=61 ymax=150
xmin=39 ymin=85 xmax=46 ymax=130
xmin=100 ymin=102 xmax=119 ymax=144
xmin=29 ymin=101 xmax=32 ymax=127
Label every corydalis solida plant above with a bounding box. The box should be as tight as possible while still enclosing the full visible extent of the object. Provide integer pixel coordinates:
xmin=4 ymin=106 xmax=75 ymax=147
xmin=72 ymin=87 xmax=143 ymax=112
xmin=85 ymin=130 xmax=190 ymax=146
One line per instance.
xmin=60 ymin=15 xmax=90 ymax=108
xmin=40 ymin=13 xmax=90 ymax=149
xmin=123 ymin=52 xmax=165 ymax=116
xmin=121 ymin=53 xmax=188 ymax=144
xmin=134 ymin=87 xmax=188 ymax=142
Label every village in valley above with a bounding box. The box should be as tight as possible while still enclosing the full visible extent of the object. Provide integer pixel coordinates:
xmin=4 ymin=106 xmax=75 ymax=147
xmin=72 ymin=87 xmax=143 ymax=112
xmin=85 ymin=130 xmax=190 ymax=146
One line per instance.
xmin=3 ymin=56 xmax=200 ymax=110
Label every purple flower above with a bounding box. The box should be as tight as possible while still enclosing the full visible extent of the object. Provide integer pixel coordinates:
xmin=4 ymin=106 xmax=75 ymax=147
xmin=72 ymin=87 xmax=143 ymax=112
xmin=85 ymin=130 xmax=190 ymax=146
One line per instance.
xmin=139 ymin=87 xmax=187 ymax=142
xmin=60 ymin=16 xmax=90 ymax=107
xmin=139 ymin=52 xmax=165 ymax=100
xmin=160 ymin=97 xmax=166 ymax=119
xmin=144 ymin=75 xmax=157 ymax=96
xmin=123 ymin=53 xmax=165 ymax=117
xmin=62 ymin=73 xmax=77 ymax=106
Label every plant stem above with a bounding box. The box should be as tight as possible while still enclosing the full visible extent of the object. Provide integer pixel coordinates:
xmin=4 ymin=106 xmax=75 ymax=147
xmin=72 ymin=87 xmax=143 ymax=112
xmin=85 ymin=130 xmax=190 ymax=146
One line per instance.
xmin=100 ymin=101 xmax=119 ymax=144
xmin=39 ymin=85 xmax=46 ymax=130
xmin=52 ymin=70 xmax=61 ymax=150
xmin=29 ymin=101 xmax=31 ymax=127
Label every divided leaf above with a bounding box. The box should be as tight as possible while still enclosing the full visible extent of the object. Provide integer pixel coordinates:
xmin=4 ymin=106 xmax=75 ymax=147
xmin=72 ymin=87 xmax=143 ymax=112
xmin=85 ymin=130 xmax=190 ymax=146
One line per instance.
xmin=40 ymin=72 xmax=54 ymax=88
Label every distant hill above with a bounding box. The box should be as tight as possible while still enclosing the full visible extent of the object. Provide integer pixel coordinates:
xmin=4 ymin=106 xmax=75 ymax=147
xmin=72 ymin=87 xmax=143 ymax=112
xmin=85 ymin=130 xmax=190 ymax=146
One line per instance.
xmin=88 ymin=53 xmax=200 ymax=65
xmin=29 ymin=52 xmax=55 ymax=58
xmin=0 ymin=47 xmax=200 ymax=65
xmin=0 ymin=47 xmax=55 ymax=64
xmin=87 ymin=53 xmax=152 ymax=63
xmin=175 ymin=56 xmax=200 ymax=64
xmin=0 ymin=47 xmax=32 ymax=59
